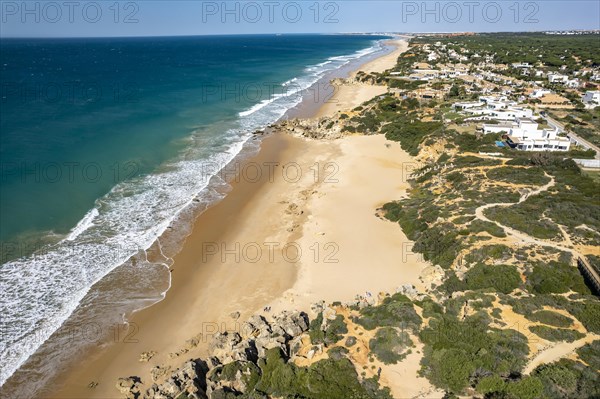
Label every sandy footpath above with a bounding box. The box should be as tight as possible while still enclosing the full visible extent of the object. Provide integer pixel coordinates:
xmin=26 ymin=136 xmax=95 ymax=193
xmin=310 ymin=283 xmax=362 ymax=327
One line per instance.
xmin=47 ymin=37 xmax=435 ymax=399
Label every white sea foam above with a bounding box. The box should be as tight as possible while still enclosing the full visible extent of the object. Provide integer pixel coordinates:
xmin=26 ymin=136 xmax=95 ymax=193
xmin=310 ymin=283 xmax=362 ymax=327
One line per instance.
xmin=0 ymin=39 xmax=386 ymax=388
xmin=65 ymin=208 xmax=99 ymax=241
xmin=238 ymin=42 xmax=384 ymax=119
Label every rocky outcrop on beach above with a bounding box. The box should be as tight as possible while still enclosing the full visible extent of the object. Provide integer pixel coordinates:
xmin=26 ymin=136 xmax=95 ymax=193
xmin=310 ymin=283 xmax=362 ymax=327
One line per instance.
xmin=144 ymin=360 xmax=208 ymax=399
xmin=116 ymin=376 xmax=144 ymax=399
xmin=274 ymin=117 xmax=347 ymax=140
xmin=116 ymin=292 xmax=423 ymax=399
xmin=209 ymin=311 xmax=309 ymax=365
xmin=124 ymin=310 xmax=309 ymax=399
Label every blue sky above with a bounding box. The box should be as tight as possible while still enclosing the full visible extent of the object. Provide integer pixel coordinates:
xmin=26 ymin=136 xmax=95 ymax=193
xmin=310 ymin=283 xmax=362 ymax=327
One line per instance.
xmin=1 ymin=1 xmax=599 ymax=37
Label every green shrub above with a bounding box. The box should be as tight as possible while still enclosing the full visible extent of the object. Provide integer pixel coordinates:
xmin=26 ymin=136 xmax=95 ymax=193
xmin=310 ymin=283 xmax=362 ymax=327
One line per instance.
xmin=252 ymin=347 xmax=392 ymax=398
xmin=453 ymin=156 xmax=502 ymax=168
xmin=484 ymin=199 xmax=562 ymax=240
xmin=310 ymin=313 xmax=348 ymax=346
xmin=369 ymin=327 xmax=412 ymax=364
xmin=526 ymin=260 xmax=590 ymax=295
xmin=466 ymin=220 xmax=506 ymax=237
xmin=461 ymin=263 xmax=521 ymax=294
xmin=419 ymin=314 xmax=529 ymax=394
xmin=476 ymin=375 xmax=506 ymax=395
xmin=527 ymin=310 xmax=573 ymax=328
xmin=576 ymin=340 xmax=600 ymax=370
xmin=464 ymin=244 xmax=512 ymax=264
xmin=533 ymin=359 xmax=600 ymax=399
xmin=485 ymin=166 xmax=550 ymax=185
xmin=413 ymin=223 xmax=462 ymax=269
xmin=328 ymin=346 xmax=350 ymax=361
xmin=454 ymin=132 xmax=498 ymax=152
xmin=453 ymin=215 xmax=475 ymax=225
xmin=440 ymin=263 xmax=521 ymax=295
xmin=214 ymin=361 xmax=261 ymax=391
xmin=355 ymin=293 xmax=422 ymax=331
xmin=528 ymin=325 xmax=585 ymax=342
xmin=388 ymin=79 xmax=427 ymax=90
xmin=505 ymin=376 xmax=544 ymax=399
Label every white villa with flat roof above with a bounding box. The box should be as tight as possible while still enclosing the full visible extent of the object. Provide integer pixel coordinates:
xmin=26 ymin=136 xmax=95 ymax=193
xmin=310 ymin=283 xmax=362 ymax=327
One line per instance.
xmin=548 ymin=73 xmax=569 ymax=84
xmin=483 ymin=118 xmax=571 ymax=152
xmin=454 ymin=96 xmax=534 ymax=121
xmin=460 ymin=105 xmax=533 ymax=121
xmin=583 ymin=91 xmax=600 ymax=108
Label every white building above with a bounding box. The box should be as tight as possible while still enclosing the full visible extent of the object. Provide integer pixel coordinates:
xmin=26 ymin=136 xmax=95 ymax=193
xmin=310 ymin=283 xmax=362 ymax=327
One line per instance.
xmin=483 ymin=118 xmax=571 ymax=152
xmin=453 ymin=101 xmax=484 ymax=109
xmin=464 ymin=106 xmax=533 ymax=121
xmin=530 ymin=89 xmax=552 ymax=98
xmin=565 ymin=79 xmax=580 ymax=88
xmin=548 ymin=73 xmax=569 ymax=84
xmin=456 ymin=96 xmax=534 ymax=121
xmin=583 ymin=91 xmax=600 ymax=108
xmin=512 ymin=62 xmax=532 ymax=69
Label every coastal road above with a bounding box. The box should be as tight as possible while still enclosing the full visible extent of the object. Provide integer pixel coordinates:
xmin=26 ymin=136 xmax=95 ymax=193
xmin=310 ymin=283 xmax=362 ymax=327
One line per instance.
xmin=542 ymin=114 xmax=600 ymax=159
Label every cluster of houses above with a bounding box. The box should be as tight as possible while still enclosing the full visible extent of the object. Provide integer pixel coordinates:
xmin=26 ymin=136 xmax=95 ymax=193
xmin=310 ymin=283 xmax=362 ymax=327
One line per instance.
xmin=511 ymin=62 xmax=599 ymax=88
xmin=392 ymin=36 xmax=600 ymax=154
xmin=391 ymin=62 xmax=470 ymax=81
xmin=454 ymin=96 xmax=572 ymax=152
xmin=412 ymin=38 xmax=600 ymax=111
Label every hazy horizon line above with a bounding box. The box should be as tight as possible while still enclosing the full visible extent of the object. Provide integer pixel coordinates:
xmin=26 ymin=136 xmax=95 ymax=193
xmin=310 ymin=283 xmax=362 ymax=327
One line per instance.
xmin=2 ymin=28 xmax=599 ymax=39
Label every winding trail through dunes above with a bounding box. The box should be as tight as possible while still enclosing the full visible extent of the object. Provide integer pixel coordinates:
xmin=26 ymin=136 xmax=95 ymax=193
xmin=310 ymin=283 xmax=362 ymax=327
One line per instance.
xmin=471 ymin=171 xmax=600 ymax=370
xmin=474 ymin=171 xmax=600 ymax=283
xmin=522 ymin=334 xmax=599 ymax=375
xmin=474 ymin=173 xmax=564 ymax=250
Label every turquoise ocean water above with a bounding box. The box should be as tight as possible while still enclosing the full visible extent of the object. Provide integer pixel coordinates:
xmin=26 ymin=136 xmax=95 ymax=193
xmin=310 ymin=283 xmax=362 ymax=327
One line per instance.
xmin=0 ymin=34 xmax=390 ymax=395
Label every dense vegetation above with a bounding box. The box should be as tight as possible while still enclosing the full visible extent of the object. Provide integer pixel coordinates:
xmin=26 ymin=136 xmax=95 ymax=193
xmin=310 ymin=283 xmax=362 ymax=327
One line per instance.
xmin=414 ymin=33 xmax=600 ymax=70
xmin=419 ymin=310 xmax=529 ymax=394
xmin=211 ymin=348 xmax=393 ymax=399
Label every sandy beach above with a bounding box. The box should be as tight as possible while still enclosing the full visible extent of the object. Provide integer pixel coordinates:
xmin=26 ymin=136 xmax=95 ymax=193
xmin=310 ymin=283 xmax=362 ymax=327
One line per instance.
xmin=46 ymin=37 xmax=435 ymax=399
xmin=316 ymin=38 xmax=409 ymax=118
